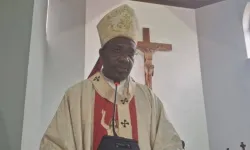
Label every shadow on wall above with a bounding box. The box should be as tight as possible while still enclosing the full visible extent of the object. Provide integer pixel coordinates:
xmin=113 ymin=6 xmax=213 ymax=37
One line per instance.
xmin=0 ymin=110 xmax=10 ymax=150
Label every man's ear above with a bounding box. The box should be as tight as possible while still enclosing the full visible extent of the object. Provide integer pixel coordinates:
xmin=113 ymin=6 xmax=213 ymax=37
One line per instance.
xmin=99 ymin=48 xmax=105 ymax=63
xmin=99 ymin=48 xmax=103 ymax=57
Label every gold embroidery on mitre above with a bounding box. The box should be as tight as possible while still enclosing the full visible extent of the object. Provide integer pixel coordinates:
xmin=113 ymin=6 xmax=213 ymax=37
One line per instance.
xmin=97 ymin=4 xmax=139 ymax=46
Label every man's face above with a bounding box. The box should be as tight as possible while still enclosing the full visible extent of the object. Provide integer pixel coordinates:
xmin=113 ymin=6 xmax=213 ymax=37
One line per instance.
xmin=100 ymin=37 xmax=137 ymax=82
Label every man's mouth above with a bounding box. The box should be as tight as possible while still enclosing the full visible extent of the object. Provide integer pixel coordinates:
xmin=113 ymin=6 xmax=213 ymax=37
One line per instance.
xmin=116 ymin=67 xmax=129 ymax=72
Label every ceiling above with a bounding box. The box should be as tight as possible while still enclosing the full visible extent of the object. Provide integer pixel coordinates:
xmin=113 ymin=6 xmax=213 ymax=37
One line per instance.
xmin=132 ymin=0 xmax=226 ymax=9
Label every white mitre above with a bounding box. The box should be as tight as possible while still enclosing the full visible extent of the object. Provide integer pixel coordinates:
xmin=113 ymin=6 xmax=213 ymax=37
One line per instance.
xmin=97 ymin=4 xmax=139 ymax=46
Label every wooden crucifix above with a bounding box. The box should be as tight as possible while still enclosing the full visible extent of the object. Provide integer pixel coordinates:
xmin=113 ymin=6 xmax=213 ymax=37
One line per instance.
xmin=137 ymin=28 xmax=172 ymax=89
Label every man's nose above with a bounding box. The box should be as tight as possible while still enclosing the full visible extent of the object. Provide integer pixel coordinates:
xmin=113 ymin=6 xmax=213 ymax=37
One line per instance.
xmin=118 ymin=55 xmax=130 ymax=63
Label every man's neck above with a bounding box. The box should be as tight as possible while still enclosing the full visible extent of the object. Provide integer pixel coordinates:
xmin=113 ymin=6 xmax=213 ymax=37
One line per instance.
xmin=100 ymin=70 xmax=129 ymax=96
xmin=101 ymin=72 xmax=127 ymax=85
xmin=101 ymin=68 xmax=127 ymax=83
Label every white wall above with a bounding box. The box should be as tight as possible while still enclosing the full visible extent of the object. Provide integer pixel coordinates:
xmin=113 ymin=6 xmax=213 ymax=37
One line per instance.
xmin=41 ymin=0 xmax=86 ymax=133
xmin=196 ymin=0 xmax=250 ymax=149
xmin=85 ymin=1 xmax=210 ymax=150
xmin=0 ymin=0 xmax=34 ymax=150
xmin=21 ymin=0 xmax=47 ymax=149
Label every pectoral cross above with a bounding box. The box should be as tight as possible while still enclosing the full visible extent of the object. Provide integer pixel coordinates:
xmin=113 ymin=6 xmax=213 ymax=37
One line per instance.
xmin=137 ymin=28 xmax=172 ymax=89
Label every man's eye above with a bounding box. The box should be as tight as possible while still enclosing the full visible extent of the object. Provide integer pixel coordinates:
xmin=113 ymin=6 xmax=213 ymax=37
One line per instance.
xmin=129 ymin=49 xmax=137 ymax=56
xmin=129 ymin=52 xmax=135 ymax=57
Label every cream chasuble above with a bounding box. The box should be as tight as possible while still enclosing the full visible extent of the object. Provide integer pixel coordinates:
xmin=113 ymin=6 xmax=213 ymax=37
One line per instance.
xmin=40 ymin=72 xmax=182 ymax=150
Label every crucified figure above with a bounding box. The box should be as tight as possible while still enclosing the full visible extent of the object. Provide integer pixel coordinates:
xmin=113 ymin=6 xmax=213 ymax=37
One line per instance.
xmin=144 ymin=52 xmax=154 ymax=89
xmin=137 ymin=28 xmax=172 ymax=89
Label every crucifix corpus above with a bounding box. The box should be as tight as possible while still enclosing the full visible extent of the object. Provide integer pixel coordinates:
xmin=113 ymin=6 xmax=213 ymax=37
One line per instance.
xmin=137 ymin=28 xmax=172 ymax=89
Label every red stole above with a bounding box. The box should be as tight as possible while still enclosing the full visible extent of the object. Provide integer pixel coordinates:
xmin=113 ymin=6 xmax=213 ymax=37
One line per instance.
xmin=92 ymin=92 xmax=138 ymax=150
